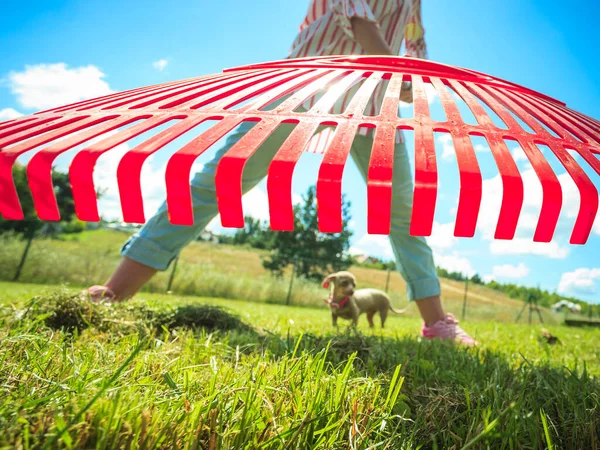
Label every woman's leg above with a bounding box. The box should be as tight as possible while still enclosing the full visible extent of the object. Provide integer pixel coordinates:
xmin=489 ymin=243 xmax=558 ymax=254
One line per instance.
xmin=349 ymin=134 xmax=441 ymax=307
xmin=91 ymin=121 xmax=295 ymax=300
xmin=349 ymin=133 xmax=476 ymax=344
xmin=96 ymin=257 xmax=157 ymax=301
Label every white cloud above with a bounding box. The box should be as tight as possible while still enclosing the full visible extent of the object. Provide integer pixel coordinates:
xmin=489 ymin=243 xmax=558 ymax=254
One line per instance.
xmin=425 ymin=83 xmax=438 ymax=103
xmin=93 ymin=142 xmax=132 ymax=220
xmin=0 ymin=108 xmax=23 ymax=121
xmin=483 ymin=274 xmax=495 ymax=283
xmin=436 ymin=135 xmax=488 ymax=161
xmin=348 ymin=246 xmax=364 ymax=256
xmin=91 ymin=135 xmax=171 ymax=220
xmin=5 ymin=61 xmax=174 ymax=221
xmin=542 ymin=169 xmax=600 ymax=238
xmin=558 ymin=268 xmax=600 ymax=295
xmin=2 ymin=59 xmax=304 ymax=231
xmin=489 ymin=238 xmax=569 ymax=259
xmin=8 ymin=63 xmax=112 ymax=110
xmin=437 ymin=133 xmax=454 ymax=160
xmin=206 ymin=186 xmax=276 ymax=230
xmin=426 ymin=221 xmax=457 ymax=253
xmin=434 ymin=252 xmax=476 ymax=277
xmin=93 ymin=147 xmax=211 ymax=222
xmin=350 ymin=234 xmax=394 ymax=260
xmin=475 ymin=164 xmax=593 ymax=256
xmin=477 ymin=173 xmax=505 ymax=239
xmin=478 ymin=168 xmax=546 ymax=237
xmin=190 ymin=162 xmax=205 ymax=176
xmin=205 ymin=216 xmax=221 ymax=232
xmin=511 ymin=146 xmax=528 ymax=163
xmin=292 ymin=193 xmax=303 ymax=205
xmin=241 ymin=186 xmax=270 ymax=222
xmin=152 ymin=59 xmax=168 ymax=71
xmin=91 ymin=141 xmax=288 ymax=228
xmin=452 ymin=139 xmax=598 ymax=246
xmin=490 ymin=262 xmax=529 ymax=279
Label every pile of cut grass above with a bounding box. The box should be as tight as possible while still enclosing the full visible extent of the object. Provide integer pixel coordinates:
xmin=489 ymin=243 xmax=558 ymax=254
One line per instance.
xmin=23 ymin=288 xmax=105 ymax=333
xmin=132 ymin=303 xmax=255 ymax=334
xmin=14 ymin=288 xmax=253 ymax=337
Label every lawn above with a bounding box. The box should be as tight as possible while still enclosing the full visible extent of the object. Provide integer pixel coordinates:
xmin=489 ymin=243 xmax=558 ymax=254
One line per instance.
xmin=1 ymin=282 xmax=598 ymax=449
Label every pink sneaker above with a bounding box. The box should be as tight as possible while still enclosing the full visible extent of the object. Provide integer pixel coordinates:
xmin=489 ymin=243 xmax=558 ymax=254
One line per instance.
xmin=83 ymin=285 xmax=117 ymax=302
xmin=421 ymin=314 xmax=478 ymax=346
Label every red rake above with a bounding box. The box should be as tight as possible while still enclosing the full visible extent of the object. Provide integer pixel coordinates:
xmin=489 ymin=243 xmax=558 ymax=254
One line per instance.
xmin=1 ymin=56 xmax=599 ymax=243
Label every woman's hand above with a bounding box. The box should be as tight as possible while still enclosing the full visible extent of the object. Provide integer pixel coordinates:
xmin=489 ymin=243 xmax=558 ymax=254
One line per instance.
xmin=350 ymin=18 xmax=414 ymax=104
xmin=350 ymin=16 xmax=394 ymax=55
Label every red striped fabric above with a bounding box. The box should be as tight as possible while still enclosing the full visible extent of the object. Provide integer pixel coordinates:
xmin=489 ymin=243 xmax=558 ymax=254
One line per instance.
xmin=288 ymin=0 xmax=427 ymax=148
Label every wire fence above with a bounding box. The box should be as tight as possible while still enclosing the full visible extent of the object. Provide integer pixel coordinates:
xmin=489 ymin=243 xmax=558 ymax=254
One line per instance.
xmin=166 ymin=253 xmax=412 ymax=310
xmin=164 ymin=250 xmax=599 ymax=324
xmin=166 ymin=253 xmax=395 ymax=290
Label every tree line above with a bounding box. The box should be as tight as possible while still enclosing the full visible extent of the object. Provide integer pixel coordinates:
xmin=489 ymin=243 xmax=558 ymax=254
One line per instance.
xmin=0 ymin=165 xmax=84 ymax=281
xmin=436 ymin=267 xmax=598 ymax=316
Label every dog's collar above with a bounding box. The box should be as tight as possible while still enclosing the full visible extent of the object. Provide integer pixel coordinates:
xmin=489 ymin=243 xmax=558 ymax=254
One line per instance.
xmin=329 ymin=295 xmax=350 ymax=308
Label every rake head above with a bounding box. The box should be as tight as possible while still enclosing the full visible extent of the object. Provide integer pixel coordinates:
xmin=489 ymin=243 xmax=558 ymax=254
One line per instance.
xmin=0 ymin=56 xmax=599 ymax=243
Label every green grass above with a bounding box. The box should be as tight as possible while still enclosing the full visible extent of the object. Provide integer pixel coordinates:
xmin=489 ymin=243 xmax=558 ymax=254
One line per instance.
xmin=1 ymin=282 xmax=599 ymax=449
xmin=0 ymin=230 xmax=560 ymax=324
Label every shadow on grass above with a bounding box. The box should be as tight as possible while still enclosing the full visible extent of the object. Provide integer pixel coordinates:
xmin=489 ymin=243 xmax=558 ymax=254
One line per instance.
xmin=249 ymin=329 xmax=599 ymax=449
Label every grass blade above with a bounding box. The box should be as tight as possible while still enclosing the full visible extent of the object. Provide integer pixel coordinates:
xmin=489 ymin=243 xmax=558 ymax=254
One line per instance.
xmin=460 ymin=402 xmax=515 ymax=450
xmin=540 ymin=409 xmax=554 ymax=450
xmin=44 ymin=339 xmax=145 ymax=449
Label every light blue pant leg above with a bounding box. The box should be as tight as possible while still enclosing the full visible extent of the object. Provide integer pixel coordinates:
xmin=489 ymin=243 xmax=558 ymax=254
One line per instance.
xmin=121 ymin=121 xmax=295 ymax=270
xmin=349 ymin=135 xmax=440 ymax=301
xmin=122 ymin=123 xmax=440 ymax=301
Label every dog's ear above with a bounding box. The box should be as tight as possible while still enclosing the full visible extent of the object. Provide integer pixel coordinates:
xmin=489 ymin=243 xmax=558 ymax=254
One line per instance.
xmin=322 ymin=273 xmax=336 ymax=289
xmin=348 ymin=272 xmax=357 ymax=286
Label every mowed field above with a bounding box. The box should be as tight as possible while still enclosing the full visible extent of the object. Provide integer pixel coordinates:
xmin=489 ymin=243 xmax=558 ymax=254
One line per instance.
xmin=0 ymin=230 xmax=554 ymax=324
xmin=1 ymin=281 xmax=599 ymax=449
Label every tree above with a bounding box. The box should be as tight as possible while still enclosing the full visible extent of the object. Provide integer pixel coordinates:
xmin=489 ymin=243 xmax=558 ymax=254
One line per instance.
xmin=233 ymin=216 xmax=261 ymax=245
xmin=470 ymin=274 xmax=483 ymax=285
xmin=234 ymin=216 xmax=276 ymax=249
xmin=0 ymin=165 xmax=77 ymax=280
xmin=262 ymin=186 xmax=353 ymax=281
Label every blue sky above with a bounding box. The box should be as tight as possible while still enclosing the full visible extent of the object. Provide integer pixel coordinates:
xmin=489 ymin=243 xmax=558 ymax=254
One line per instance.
xmin=1 ymin=0 xmax=599 ymax=301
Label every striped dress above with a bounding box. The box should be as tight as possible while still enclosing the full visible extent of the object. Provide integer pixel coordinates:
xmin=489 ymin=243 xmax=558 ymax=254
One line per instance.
xmin=287 ymin=0 xmax=428 ymax=148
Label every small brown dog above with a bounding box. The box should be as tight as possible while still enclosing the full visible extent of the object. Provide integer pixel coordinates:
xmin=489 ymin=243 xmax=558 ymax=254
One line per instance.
xmin=322 ymin=271 xmax=405 ymax=328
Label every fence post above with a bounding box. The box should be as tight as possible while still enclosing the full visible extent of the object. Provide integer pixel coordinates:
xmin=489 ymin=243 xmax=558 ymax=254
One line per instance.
xmin=13 ymin=234 xmax=34 ymax=282
xmin=166 ymin=255 xmax=179 ymax=293
xmin=461 ymin=278 xmax=469 ymax=320
xmin=385 ymin=268 xmax=391 ymax=293
xmin=286 ymin=261 xmax=296 ymax=306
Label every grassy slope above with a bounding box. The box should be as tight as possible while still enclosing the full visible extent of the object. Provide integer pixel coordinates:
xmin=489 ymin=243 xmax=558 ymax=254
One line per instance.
xmin=0 ymin=230 xmax=556 ymax=324
xmin=1 ymin=282 xmax=599 ymax=449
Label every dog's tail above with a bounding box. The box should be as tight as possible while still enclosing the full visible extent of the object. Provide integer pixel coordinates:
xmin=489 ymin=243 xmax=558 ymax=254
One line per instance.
xmin=389 ymin=305 xmax=407 ymax=314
